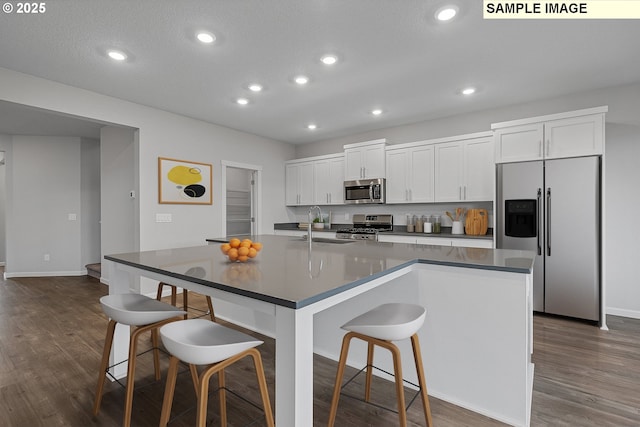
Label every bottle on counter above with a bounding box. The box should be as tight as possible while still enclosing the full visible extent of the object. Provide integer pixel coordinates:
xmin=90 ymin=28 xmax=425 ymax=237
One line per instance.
xmin=424 ymin=215 xmax=433 ymax=234
xmin=432 ymin=214 xmax=442 ymax=234
xmin=406 ymin=214 xmax=415 ymax=233
xmin=415 ymin=215 xmax=424 ymax=233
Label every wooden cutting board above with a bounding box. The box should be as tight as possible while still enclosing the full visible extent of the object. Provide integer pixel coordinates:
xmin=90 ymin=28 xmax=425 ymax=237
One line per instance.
xmin=464 ymin=209 xmax=488 ymax=236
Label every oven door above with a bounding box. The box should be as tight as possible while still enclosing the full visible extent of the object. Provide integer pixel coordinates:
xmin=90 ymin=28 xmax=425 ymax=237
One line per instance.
xmin=344 ymin=179 xmax=385 ymax=204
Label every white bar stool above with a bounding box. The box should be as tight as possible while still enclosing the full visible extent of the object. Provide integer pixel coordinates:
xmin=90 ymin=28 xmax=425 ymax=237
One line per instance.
xmin=92 ymin=293 xmax=186 ymax=427
xmin=158 ymin=318 xmax=274 ymax=427
xmin=156 ymin=281 xmax=216 ymax=321
xmin=327 ymin=303 xmax=433 ymax=427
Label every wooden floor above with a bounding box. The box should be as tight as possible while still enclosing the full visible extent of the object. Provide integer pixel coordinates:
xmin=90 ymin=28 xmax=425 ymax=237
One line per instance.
xmin=1 ymin=272 xmax=640 ymax=427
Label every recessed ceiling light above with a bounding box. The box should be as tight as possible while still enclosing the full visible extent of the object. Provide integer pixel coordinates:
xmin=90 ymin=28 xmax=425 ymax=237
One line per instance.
xmin=307 ymin=123 xmax=317 ymax=130
xmin=294 ymin=75 xmax=309 ymax=85
xmin=196 ymin=32 xmax=216 ymax=44
xmin=248 ymin=84 xmax=263 ymax=92
xmin=371 ymin=109 xmax=383 ymax=116
xmin=435 ymin=5 xmax=458 ymax=21
xmin=236 ymin=98 xmax=249 ymax=105
xmin=107 ymin=50 xmax=127 ymax=61
xmin=321 ymin=54 xmax=338 ymax=65
xmin=461 ymin=87 xmax=476 ymax=95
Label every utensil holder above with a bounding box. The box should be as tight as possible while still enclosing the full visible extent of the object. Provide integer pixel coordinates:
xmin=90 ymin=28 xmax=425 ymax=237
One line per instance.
xmin=452 ymin=221 xmax=464 ymax=235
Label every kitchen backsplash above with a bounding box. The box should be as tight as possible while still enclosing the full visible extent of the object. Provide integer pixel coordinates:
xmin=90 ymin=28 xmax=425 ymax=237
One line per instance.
xmin=286 ymin=201 xmax=493 ymax=227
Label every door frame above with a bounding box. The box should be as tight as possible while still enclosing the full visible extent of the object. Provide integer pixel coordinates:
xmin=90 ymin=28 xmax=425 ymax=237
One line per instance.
xmin=220 ymin=160 xmax=262 ymax=237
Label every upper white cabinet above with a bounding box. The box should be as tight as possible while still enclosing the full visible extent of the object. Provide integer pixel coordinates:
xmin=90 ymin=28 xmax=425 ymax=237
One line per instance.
xmin=493 ymin=107 xmax=607 ymax=163
xmin=313 ymin=154 xmax=344 ymax=205
xmin=344 ymin=139 xmax=386 ymax=180
xmin=285 ymin=161 xmax=314 ymax=206
xmin=286 ymin=153 xmax=344 ymax=206
xmin=386 ymin=143 xmax=434 ymax=204
xmin=434 ymin=133 xmax=494 ymax=202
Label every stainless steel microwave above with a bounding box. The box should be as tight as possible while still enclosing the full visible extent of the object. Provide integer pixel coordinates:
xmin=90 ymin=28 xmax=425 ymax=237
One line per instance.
xmin=344 ymin=178 xmax=386 ymax=204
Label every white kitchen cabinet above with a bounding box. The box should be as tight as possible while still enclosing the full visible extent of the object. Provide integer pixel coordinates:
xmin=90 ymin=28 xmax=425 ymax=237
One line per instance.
xmin=434 ymin=133 xmax=494 ymax=202
xmin=344 ymin=139 xmax=386 ymax=180
xmin=451 ymin=238 xmax=494 ymax=249
xmin=314 ymin=155 xmax=344 ymax=205
xmin=285 ymin=161 xmax=314 ymax=206
xmin=386 ymin=143 xmax=434 ymax=204
xmin=493 ymin=107 xmax=607 ymax=163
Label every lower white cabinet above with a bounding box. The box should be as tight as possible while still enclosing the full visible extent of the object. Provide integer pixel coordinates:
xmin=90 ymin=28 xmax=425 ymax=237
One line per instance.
xmin=378 ymin=234 xmax=493 ymax=249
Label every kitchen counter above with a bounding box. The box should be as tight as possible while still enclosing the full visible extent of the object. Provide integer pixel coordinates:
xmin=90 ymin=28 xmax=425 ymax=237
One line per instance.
xmin=273 ymin=222 xmax=494 ymax=240
xmin=106 ymin=235 xmax=534 ymax=426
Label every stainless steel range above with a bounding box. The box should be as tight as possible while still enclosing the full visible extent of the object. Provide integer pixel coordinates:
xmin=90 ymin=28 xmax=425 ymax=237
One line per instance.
xmin=335 ymin=214 xmax=393 ymax=241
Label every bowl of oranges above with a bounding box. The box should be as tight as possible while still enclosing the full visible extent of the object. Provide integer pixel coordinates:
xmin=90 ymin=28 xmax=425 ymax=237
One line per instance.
xmin=220 ymin=238 xmax=263 ymax=263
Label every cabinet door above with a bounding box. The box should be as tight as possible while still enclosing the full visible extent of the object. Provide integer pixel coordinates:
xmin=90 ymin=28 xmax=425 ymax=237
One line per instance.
xmin=544 ymin=114 xmax=604 ymax=159
xmin=313 ymin=161 xmax=331 ymax=205
xmin=385 ymin=149 xmax=409 ymax=203
xmin=362 ymin=144 xmax=386 ymax=178
xmin=434 ymin=142 xmax=463 ymax=202
xmin=344 ymin=148 xmax=363 ymax=180
xmin=494 ymin=123 xmax=543 ymax=163
xmin=285 ymin=163 xmax=300 ymax=206
xmin=409 ymin=145 xmax=434 ymax=203
xmin=463 ymin=138 xmax=494 ymax=201
xmin=298 ymin=162 xmax=314 ymax=205
xmin=327 ymin=157 xmax=344 ymax=204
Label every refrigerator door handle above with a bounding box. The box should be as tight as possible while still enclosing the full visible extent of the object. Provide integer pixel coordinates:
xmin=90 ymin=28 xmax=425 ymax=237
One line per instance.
xmin=537 ymin=188 xmax=542 ymax=256
xmin=546 ymin=187 xmax=551 ymax=256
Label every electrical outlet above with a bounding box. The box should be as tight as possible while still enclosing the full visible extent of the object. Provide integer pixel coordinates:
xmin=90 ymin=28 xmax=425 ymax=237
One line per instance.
xmin=44 ymin=254 xmax=50 ymax=262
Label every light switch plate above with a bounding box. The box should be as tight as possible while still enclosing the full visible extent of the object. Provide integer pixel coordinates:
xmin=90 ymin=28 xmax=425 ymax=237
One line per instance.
xmin=156 ymin=213 xmax=172 ymax=223
xmin=68 ymin=213 xmax=77 ymax=221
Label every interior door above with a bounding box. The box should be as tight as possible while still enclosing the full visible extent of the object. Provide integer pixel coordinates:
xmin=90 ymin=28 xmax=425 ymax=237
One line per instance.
xmin=225 ymin=167 xmax=256 ymax=237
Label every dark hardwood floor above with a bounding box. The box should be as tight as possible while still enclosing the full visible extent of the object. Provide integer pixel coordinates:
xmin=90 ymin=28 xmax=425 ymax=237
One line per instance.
xmin=1 ymin=270 xmax=639 ymax=426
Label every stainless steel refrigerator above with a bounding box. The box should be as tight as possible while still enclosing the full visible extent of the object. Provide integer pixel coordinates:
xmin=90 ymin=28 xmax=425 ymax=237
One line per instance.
xmin=496 ymin=156 xmax=600 ymax=322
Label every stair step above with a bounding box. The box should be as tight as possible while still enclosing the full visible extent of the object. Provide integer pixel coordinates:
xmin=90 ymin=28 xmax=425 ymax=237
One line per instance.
xmin=86 ymin=263 xmax=101 ymax=279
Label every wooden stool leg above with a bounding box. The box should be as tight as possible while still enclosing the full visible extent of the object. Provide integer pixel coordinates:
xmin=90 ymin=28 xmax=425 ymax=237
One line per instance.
xmin=197 ymin=364 xmax=218 ymax=427
xmin=328 ymin=332 xmax=356 ymax=427
xmin=93 ymin=319 xmax=117 ymax=416
xmin=411 ymin=334 xmax=433 ymax=427
xmin=365 ymin=341 xmax=375 ymax=402
xmin=159 ymin=356 xmax=180 ymax=427
xmin=152 ymin=328 xmax=162 ymax=381
xmin=389 ymin=343 xmax=407 ymax=427
xmin=182 ymin=288 xmax=189 ymax=320
xmin=156 ymin=283 xmax=164 ymax=301
xmin=219 ymin=368 xmax=227 ymax=427
xmin=190 ymin=364 xmax=200 ymax=398
xmin=248 ymin=348 xmax=275 ymax=427
xmin=206 ymin=296 xmax=216 ymax=321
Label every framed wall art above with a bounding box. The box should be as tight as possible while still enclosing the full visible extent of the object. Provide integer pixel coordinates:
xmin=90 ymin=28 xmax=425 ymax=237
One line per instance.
xmin=158 ymin=157 xmax=213 ymax=205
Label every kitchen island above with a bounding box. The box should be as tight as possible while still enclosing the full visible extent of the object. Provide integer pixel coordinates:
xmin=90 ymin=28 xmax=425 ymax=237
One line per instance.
xmin=105 ymin=235 xmax=535 ymax=427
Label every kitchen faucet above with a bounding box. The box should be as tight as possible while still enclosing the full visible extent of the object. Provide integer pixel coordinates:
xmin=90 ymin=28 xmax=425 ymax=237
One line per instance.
xmin=307 ymin=205 xmax=322 ymax=250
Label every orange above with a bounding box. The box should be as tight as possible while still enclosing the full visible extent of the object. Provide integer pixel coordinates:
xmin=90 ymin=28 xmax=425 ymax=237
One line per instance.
xmin=229 ymin=238 xmax=241 ymax=248
xmin=238 ymin=255 xmax=249 ymax=262
xmin=220 ymin=243 xmax=231 ymax=254
xmin=251 ymin=242 xmax=262 ymax=251
xmin=241 ymin=238 xmax=253 ymax=246
xmin=227 ymin=248 xmax=238 ymax=261
xmin=237 ymin=246 xmax=249 ymax=257
xmin=248 ymin=247 xmax=257 ymax=258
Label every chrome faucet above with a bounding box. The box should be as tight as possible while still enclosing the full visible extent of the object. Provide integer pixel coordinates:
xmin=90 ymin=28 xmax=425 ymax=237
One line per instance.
xmin=307 ymin=205 xmax=322 ymax=250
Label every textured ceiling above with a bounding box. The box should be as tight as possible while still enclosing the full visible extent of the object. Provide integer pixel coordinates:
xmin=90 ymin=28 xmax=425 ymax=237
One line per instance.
xmin=1 ymin=1 xmax=639 ymax=143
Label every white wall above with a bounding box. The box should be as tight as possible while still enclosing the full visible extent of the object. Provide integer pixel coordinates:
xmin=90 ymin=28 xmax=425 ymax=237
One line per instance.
xmin=295 ymin=82 xmax=640 ymax=319
xmin=7 ymin=136 xmax=83 ymax=275
xmin=0 ymin=67 xmax=295 ymax=286
xmin=0 ymin=135 xmax=8 ymax=264
xmin=81 ymin=138 xmax=101 ymax=267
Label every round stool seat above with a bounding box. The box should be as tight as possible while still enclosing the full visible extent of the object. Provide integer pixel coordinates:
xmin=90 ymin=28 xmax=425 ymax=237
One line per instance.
xmin=160 ymin=319 xmax=263 ymax=366
xmin=341 ymin=303 xmax=426 ymax=341
xmin=100 ymin=294 xmax=186 ymax=326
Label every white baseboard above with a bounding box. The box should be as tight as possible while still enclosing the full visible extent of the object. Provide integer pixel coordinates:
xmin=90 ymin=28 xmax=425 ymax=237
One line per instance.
xmin=4 ymin=270 xmax=87 ymax=278
xmin=606 ymin=307 xmax=640 ymax=319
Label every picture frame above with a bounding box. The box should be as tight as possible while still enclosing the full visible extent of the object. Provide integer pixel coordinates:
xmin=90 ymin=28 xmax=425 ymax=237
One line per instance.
xmin=158 ymin=157 xmax=213 ymax=205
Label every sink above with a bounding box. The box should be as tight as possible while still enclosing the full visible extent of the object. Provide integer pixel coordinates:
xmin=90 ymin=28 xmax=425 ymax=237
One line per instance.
xmin=295 ymin=237 xmax=355 ymax=244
